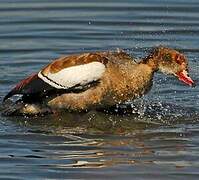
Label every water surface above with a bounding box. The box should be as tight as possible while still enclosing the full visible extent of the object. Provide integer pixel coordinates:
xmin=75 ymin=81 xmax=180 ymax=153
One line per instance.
xmin=0 ymin=0 xmax=199 ymax=179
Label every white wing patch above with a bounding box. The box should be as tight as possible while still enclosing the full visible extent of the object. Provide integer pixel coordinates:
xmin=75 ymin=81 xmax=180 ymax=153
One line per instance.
xmin=38 ymin=62 xmax=106 ymax=89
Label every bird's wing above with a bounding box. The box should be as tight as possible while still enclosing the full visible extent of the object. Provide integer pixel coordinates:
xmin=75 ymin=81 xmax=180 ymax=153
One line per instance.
xmin=38 ymin=53 xmax=108 ymax=89
xmin=3 ymin=53 xmax=109 ymax=102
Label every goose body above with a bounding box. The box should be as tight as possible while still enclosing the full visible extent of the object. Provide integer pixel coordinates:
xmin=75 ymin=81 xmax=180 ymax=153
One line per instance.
xmin=2 ymin=47 xmax=194 ymax=115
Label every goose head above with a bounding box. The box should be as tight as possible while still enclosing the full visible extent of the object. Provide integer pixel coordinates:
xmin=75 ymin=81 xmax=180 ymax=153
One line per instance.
xmin=147 ymin=46 xmax=195 ymax=87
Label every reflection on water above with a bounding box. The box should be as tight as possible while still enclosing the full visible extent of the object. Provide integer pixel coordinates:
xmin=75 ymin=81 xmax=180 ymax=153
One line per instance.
xmin=2 ymin=112 xmax=199 ymax=179
xmin=14 ymin=100 xmax=198 ymax=134
xmin=1 ymin=101 xmax=198 ymax=178
xmin=0 ymin=0 xmax=199 ymax=179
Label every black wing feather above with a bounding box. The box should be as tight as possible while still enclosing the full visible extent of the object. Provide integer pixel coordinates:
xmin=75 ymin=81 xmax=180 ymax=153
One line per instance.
xmin=3 ymin=73 xmax=100 ymax=103
xmin=3 ymin=74 xmax=55 ymax=102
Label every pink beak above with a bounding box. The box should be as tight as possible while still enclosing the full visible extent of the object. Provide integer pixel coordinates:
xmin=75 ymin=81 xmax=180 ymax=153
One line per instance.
xmin=177 ymin=70 xmax=195 ymax=87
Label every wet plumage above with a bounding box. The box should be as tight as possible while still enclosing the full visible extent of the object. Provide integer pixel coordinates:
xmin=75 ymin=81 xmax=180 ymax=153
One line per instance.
xmin=2 ymin=46 xmax=195 ymax=115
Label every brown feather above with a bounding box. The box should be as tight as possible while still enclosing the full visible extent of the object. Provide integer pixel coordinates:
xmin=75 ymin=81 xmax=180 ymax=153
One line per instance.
xmin=42 ymin=53 xmax=109 ymax=75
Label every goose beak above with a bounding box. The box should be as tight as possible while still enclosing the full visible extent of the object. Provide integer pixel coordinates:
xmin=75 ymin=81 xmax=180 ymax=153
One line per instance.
xmin=176 ymin=70 xmax=195 ymax=87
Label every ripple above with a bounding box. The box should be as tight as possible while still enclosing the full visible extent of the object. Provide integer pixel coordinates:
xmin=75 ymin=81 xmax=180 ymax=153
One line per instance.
xmin=0 ymin=0 xmax=199 ymax=179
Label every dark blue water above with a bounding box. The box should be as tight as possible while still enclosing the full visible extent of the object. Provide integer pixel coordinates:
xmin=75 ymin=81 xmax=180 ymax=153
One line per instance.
xmin=0 ymin=0 xmax=199 ymax=179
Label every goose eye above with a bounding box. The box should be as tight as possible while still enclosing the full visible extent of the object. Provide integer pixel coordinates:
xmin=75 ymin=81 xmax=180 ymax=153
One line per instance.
xmin=175 ymin=54 xmax=182 ymax=64
xmin=163 ymin=53 xmax=172 ymax=61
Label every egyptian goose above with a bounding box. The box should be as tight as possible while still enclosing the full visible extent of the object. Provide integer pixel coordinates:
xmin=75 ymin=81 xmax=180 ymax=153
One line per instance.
xmin=2 ymin=46 xmax=195 ymax=115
